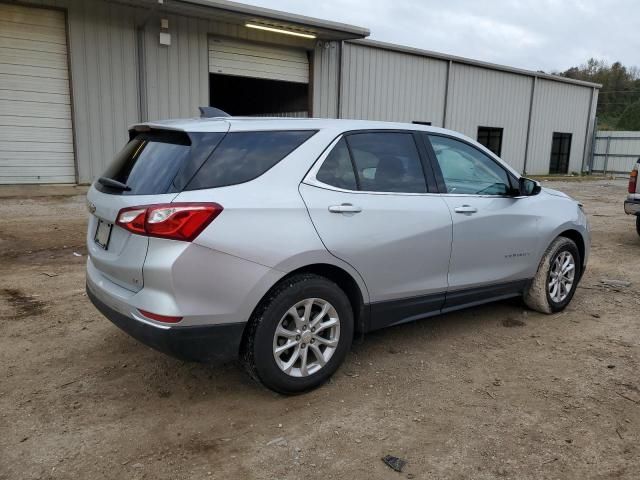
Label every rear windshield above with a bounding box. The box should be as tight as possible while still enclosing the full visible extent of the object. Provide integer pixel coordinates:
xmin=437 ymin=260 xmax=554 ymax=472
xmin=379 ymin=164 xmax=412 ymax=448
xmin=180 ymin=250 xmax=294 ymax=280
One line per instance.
xmin=97 ymin=130 xmax=224 ymax=195
xmin=185 ymin=130 xmax=317 ymax=190
xmin=97 ymin=129 xmax=316 ymax=195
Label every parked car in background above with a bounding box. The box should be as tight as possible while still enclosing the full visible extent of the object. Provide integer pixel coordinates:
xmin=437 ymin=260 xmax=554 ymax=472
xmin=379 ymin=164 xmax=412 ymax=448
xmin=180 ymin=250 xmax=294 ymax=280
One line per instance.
xmin=624 ymin=158 xmax=640 ymax=236
xmin=85 ymin=116 xmax=590 ymax=394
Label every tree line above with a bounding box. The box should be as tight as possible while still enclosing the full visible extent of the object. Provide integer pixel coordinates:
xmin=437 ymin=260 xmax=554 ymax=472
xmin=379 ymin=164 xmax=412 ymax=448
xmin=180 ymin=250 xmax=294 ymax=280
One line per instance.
xmin=558 ymin=59 xmax=640 ymax=131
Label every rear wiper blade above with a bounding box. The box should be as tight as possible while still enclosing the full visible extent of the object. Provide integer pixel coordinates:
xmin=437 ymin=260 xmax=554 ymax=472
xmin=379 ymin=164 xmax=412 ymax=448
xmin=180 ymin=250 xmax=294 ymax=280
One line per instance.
xmin=98 ymin=177 xmax=131 ymax=191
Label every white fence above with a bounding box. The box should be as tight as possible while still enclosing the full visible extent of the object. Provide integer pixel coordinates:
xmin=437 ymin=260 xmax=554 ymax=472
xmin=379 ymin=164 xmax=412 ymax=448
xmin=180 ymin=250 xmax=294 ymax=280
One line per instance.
xmin=591 ymin=131 xmax=640 ymax=174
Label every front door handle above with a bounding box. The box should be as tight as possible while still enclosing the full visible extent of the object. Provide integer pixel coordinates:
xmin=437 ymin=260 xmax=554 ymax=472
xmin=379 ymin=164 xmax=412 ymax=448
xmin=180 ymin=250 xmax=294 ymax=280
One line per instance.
xmin=454 ymin=205 xmax=478 ymax=214
xmin=328 ymin=203 xmax=362 ymax=214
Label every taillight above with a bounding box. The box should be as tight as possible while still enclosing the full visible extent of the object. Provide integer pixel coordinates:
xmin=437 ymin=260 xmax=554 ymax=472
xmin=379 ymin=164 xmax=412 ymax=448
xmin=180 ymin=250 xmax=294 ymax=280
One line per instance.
xmin=116 ymin=203 xmax=223 ymax=241
xmin=629 ymin=167 xmax=638 ymax=194
xmin=116 ymin=208 xmax=146 ymax=235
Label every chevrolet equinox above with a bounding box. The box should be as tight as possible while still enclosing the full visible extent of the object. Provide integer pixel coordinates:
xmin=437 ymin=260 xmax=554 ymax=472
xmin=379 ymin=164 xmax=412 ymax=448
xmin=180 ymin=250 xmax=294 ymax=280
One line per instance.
xmin=86 ymin=117 xmax=590 ymax=394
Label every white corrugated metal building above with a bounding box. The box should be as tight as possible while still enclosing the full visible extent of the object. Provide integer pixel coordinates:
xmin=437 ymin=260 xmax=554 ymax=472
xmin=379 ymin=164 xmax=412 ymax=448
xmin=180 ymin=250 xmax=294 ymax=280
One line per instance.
xmin=0 ymin=0 xmax=600 ymax=184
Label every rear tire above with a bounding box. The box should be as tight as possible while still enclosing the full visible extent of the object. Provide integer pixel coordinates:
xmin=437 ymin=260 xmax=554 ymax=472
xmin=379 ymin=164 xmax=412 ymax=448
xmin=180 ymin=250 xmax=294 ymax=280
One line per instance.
xmin=524 ymin=237 xmax=581 ymax=314
xmin=240 ymin=274 xmax=353 ymax=394
xmin=636 ymin=216 xmax=640 ymax=237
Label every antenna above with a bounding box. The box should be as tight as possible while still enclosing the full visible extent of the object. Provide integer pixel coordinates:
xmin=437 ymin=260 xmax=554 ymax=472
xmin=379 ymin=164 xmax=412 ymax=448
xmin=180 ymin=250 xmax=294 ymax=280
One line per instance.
xmin=199 ymin=106 xmax=230 ymax=118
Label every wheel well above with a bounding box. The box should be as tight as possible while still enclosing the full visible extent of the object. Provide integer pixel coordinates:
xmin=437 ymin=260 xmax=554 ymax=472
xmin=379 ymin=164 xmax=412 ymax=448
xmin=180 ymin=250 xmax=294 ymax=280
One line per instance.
xmin=558 ymin=229 xmax=585 ymax=267
xmin=275 ymin=264 xmax=367 ymax=334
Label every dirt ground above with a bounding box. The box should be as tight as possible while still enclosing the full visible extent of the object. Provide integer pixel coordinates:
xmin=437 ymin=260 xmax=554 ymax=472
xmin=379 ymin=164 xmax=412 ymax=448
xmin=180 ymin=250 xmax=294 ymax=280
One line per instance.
xmin=1 ymin=179 xmax=639 ymax=480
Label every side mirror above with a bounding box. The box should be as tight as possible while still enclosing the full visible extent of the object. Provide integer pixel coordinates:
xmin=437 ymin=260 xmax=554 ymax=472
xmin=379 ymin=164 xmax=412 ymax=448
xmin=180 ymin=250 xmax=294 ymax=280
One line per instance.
xmin=518 ymin=177 xmax=541 ymax=196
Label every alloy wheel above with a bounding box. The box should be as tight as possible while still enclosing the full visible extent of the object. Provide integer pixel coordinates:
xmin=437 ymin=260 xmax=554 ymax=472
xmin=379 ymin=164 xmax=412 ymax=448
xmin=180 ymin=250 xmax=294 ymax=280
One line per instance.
xmin=548 ymin=251 xmax=575 ymax=303
xmin=272 ymin=298 xmax=340 ymax=377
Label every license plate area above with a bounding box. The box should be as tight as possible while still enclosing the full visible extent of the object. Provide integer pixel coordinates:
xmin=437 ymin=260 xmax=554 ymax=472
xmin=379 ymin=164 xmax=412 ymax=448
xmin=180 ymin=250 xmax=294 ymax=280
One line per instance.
xmin=94 ymin=219 xmax=113 ymax=250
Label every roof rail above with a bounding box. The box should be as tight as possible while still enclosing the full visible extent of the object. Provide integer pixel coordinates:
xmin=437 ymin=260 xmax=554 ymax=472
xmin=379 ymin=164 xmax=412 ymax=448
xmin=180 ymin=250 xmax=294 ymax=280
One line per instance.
xmin=199 ymin=106 xmax=230 ymax=118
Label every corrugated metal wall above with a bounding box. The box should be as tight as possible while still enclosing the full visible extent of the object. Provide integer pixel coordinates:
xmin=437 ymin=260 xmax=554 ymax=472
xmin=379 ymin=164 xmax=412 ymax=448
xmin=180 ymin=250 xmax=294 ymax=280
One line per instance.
xmin=142 ymin=14 xmax=208 ymax=121
xmin=593 ymin=131 xmax=640 ymax=173
xmin=526 ymin=79 xmax=593 ymax=175
xmin=339 ymin=40 xmax=598 ymax=175
xmin=339 ymin=42 xmax=448 ymax=124
xmin=142 ymin=13 xmax=314 ymax=122
xmin=6 ymin=1 xmax=599 ymax=182
xmin=14 ymin=0 xmax=323 ymax=182
xmin=445 ymin=63 xmax=532 ymax=172
xmin=7 ymin=0 xmax=317 ymax=183
xmin=312 ymin=41 xmax=340 ymax=118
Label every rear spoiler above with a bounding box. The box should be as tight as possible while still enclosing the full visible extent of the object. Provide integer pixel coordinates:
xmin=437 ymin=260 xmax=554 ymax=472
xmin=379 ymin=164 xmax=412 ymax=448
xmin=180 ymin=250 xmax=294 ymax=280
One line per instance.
xmin=127 ymin=127 xmax=191 ymax=145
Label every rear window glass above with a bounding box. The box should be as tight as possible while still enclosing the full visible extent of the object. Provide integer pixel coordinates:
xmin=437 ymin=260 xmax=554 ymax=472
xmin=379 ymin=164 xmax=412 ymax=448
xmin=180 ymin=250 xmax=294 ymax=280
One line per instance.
xmin=97 ymin=130 xmax=224 ymax=195
xmin=185 ymin=130 xmax=317 ymax=190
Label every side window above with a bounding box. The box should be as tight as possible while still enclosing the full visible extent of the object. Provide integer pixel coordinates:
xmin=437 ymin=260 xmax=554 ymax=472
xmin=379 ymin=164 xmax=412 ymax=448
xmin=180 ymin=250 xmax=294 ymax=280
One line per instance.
xmin=346 ymin=132 xmax=427 ymax=193
xmin=186 ymin=130 xmax=316 ymax=190
xmin=316 ymin=138 xmax=357 ymax=190
xmin=428 ymin=135 xmax=512 ymax=195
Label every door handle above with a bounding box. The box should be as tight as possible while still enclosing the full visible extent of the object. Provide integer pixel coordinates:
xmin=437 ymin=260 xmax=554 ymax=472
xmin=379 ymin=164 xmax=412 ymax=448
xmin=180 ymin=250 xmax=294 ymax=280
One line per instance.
xmin=328 ymin=203 xmax=362 ymax=214
xmin=454 ymin=205 xmax=478 ymax=214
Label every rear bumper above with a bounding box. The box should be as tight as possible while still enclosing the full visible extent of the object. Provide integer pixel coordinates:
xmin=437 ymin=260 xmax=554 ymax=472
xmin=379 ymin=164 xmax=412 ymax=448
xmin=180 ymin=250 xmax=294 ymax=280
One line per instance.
xmin=624 ymin=199 xmax=640 ymax=215
xmin=87 ymin=283 xmax=245 ymax=362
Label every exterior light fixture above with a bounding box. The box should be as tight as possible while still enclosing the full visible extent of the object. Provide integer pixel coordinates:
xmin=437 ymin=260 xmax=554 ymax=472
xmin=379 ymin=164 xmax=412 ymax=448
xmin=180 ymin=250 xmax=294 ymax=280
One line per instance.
xmin=245 ymin=23 xmax=316 ymax=39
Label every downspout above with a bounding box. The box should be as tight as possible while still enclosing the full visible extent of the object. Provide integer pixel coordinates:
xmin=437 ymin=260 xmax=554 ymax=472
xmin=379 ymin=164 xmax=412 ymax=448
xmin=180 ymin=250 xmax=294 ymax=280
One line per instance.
xmin=580 ymin=86 xmax=596 ymax=174
xmin=136 ymin=26 xmax=148 ymax=122
xmin=442 ymin=60 xmax=452 ymax=128
xmin=337 ymin=40 xmax=344 ymax=119
xmin=522 ymin=76 xmax=537 ymax=175
xmin=134 ymin=4 xmax=162 ymax=123
xmin=589 ymin=116 xmax=598 ymax=174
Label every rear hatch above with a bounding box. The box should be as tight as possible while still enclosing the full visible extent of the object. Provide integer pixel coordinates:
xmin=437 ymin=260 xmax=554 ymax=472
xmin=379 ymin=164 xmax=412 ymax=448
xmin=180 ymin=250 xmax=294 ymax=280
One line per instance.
xmin=86 ymin=123 xmax=229 ymax=292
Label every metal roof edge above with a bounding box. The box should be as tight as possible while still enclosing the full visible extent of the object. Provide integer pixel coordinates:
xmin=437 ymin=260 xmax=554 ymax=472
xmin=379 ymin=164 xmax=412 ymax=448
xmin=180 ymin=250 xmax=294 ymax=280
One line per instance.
xmin=348 ymin=39 xmax=602 ymax=89
xmin=174 ymin=0 xmax=370 ymax=38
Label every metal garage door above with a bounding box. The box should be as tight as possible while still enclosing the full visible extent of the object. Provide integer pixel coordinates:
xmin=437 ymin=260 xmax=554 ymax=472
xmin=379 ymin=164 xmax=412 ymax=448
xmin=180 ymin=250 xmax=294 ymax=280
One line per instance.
xmin=208 ymin=37 xmax=309 ymax=84
xmin=0 ymin=4 xmax=75 ymax=184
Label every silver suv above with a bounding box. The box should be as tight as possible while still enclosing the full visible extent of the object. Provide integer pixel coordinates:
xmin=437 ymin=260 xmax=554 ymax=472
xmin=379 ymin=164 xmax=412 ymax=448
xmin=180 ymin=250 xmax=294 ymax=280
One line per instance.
xmin=86 ymin=117 xmax=590 ymax=393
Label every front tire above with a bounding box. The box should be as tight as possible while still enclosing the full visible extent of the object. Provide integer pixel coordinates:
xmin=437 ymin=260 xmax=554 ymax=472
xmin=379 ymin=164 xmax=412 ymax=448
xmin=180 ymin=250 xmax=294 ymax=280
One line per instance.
xmin=240 ymin=274 xmax=354 ymax=394
xmin=524 ymin=237 xmax=581 ymax=314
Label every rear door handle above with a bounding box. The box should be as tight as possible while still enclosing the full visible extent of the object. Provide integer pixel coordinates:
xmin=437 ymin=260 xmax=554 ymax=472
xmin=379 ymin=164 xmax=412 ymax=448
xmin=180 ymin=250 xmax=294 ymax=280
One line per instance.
xmin=328 ymin=203 xmax=362 ymax=214
xmin=454 ymin=205 xmax=478 ymax=214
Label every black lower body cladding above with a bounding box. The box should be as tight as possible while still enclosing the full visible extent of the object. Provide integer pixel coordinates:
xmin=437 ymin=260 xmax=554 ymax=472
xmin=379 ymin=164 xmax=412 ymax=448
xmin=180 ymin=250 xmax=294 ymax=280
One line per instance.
xmin=87 ymin=284 xmax=245 ymax=362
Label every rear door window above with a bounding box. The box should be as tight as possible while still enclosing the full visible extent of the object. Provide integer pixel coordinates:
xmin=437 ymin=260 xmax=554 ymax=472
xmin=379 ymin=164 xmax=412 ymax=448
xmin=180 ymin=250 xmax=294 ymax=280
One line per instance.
xmin=97 ymin=130 xmax=224 ymax=195
xmin=347 ymin=132 xmax=427 ymax=193
xmin=186 ymin=130 xmax=317 ymax=190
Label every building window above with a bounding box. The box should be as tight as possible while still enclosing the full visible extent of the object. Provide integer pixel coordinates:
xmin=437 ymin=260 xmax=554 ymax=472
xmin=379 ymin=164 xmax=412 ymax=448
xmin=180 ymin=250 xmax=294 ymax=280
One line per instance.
xmin=549 ymin=132 xmax=572 ymax=174
xmin=412 ymin=121 xmax=432 ymax=126
xmin=477 ymin=127 xmax=503 ymax=157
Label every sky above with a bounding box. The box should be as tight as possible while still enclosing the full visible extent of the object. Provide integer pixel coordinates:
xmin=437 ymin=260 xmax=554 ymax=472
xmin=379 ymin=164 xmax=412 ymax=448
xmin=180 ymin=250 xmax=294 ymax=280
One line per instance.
xmin=241 ymin=0 xmax=639 ymax=73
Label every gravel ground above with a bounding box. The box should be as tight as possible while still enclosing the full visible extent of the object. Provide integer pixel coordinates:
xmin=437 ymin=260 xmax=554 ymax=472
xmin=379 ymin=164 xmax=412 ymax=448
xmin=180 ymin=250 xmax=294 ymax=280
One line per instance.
xmin=0 ymin=179 xmax=638 ymax=479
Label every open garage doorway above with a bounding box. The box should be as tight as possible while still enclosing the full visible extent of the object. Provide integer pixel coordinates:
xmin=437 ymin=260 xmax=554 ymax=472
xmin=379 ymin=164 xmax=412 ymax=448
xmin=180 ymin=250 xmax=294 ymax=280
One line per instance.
xmin=209 ymin=74 xmax=309 ymax=117
xmin=208 ymin=37 xmax=310 ymax=117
